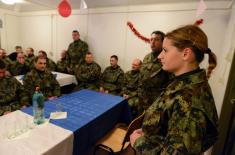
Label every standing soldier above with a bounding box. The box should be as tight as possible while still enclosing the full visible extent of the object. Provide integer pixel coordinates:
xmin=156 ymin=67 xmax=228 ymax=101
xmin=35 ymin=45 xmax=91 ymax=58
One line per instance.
xmin=66 ymin=30 xmax=88 ymax=74
xmin=25 ymin=47 xmax=35 ymax=69
xmin=9 ymin=52 xmax=30 ymax=76
xmin=100 ymin=55 xmax=124 ymax=95
xmin=0 ymin=59 xmax=29 ymax=116
xmin=121 ymin=58 xmax=142 ymax=118
xmin=139 ymin=31 xmax=171 ymax=111
xmin=23 ymin=55 xmax=61 ymax=102
xmin=75 ymin=52 xmax=101 ymax=91
xmin=56 ymin=50 xmax=68 ymax=73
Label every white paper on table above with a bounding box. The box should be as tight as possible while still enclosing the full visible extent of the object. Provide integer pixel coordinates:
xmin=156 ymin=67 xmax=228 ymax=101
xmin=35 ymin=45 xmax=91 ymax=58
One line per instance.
xmin=50 ymin=112 xmax=67 ymax=119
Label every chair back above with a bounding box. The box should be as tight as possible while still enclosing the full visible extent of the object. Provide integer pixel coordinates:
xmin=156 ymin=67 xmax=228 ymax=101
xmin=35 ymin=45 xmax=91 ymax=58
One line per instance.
xmin=121 ymin=111 xmax=145 ymax=150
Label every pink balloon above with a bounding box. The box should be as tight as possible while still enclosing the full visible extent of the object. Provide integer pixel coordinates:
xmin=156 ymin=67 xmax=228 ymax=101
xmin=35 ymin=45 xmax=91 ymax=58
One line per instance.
xmin=58 ymin=0 xmax=72 ymax=18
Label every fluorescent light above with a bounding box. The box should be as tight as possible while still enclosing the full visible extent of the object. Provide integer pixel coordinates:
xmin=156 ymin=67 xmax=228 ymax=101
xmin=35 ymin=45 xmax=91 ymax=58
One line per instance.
xmin=1 ymin=0 xmax=24 ymax=5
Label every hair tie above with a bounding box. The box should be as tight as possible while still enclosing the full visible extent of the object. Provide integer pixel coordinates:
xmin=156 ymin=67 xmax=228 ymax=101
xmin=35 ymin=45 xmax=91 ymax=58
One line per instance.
xmin=205 ymin=48 xmax=212 ymax=54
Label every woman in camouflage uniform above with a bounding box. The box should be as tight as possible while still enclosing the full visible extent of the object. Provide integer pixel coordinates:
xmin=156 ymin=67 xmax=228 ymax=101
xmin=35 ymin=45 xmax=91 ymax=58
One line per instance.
xmin=130 ymin=25 xmax=219 ymax=155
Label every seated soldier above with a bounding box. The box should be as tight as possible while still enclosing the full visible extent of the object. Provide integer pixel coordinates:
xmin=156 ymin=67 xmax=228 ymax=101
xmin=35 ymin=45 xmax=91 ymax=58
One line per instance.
xmin=56 ymin=50 xmax=68 ymax=73
xmin=38 ymin=50 xmax=57 ymax=71
xmin=0 ymin=59 xmax=29 ymax=116
xmin=121 ymin=59 xmax=142 ymax=118
xmin=8 ymin=45 xmax=22 ymax=61
xmin=23 ymin=55 xmax=61 ymax=102
xmin=25 ymin=47 xmax=36 ymax=69
xmin=100 ymin=55 xmax=124 ymax=95
xmin=9 ymin=52 xmax=30 ymax=76
xmin=74 ymin=52 xmax=101 ymax=91
xmin=0 ymin=48 xmax=12 ymax=70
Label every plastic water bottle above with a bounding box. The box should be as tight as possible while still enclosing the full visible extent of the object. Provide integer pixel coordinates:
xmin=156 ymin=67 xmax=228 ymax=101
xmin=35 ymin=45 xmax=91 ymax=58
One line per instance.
xmin=33 ymin=86 xmax=45 ymax=125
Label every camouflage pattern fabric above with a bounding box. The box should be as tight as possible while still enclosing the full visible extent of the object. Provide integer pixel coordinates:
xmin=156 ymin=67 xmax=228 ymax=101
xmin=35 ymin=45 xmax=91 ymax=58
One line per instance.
xmin=46 ymin=58 xmax=57 ymax=71
xmin=139 ymin=52 xmax=170 ymax=111
xmin=66 ymin=39 xmax=88 ymax=73
xmin=121 ymin=70 xmax=142 ymax=117
xmin=1 ymin=57 xmax=12 ymax=70
xmin=56 ymin=58 xmax=68 ymax=73
xmin=133 ymin=69 xmax=219 ymax=155
xmin=25 ymin=55 xmax=35 ymax=69
xmin=23 ymin=68 xmax=61 ymax=102
xmin=75 ymin=62 xmax=101 ymax=91
xmin=0 ymin=76 xmax=29 ymax=115
xmin=100 ymin=66 xmax=124 ymax=95
xmin=9 ymin=61 xmax=30 ymax=76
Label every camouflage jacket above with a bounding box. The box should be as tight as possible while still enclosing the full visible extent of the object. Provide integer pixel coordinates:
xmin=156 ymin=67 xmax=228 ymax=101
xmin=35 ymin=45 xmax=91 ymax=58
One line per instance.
xmin=100 ymin=66 xmax=124 ymax=94
xmin=75 ymin=62 xmax=101 ymax=82
xmin=143 ymin=51 xmax=159 ymax=64
xmin=25 ymin=55 xmax=36 ymax=69
xmin=66 ymin=39 xmax=88 ymax=70
xmin=23 ymin=68 xmax=61 ymax=102
xmin=134 ymin=69 xmax=219 ymax=155
xmin=9 ymin=61 xmax=30 ymax=76
xmin=56 ymin=58 xmax=68 ymax=73
xmin=0 ymin=76 xmax=29 ymax=115
xmin=139 ymin=54 xmax=171 ymax=109
xmin=46 ymin=58 xmax=57 ymax=71
xmin=1 ymin=57 xmax=12 ymax=70
xmin=121 ymin=70 xmax=141 ymax=98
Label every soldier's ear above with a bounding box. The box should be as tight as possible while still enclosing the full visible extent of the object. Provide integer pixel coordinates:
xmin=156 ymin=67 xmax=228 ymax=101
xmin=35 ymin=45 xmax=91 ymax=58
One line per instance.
xmin=182 ymin=47 xmax=193 ymax=61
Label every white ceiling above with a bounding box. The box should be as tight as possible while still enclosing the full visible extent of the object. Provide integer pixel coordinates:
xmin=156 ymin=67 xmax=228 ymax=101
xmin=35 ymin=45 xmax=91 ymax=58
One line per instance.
xmin=0 ymin=0 xmax=233 ymax=12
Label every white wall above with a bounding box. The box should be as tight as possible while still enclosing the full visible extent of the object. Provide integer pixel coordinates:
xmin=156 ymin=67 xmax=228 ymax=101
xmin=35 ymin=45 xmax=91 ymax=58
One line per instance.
xmin=0 ymin=1 xmax=233 ymax=116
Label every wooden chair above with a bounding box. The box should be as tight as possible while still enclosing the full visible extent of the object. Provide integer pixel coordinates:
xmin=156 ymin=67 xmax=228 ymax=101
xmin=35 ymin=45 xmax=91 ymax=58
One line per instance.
xmin=93 ymin=111 xmax=145 ymax=155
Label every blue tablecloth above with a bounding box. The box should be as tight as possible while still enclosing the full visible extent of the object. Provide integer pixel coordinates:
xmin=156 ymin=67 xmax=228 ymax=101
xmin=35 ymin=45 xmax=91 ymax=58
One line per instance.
xmin=21 ymin=89 xmax=132 ymax=155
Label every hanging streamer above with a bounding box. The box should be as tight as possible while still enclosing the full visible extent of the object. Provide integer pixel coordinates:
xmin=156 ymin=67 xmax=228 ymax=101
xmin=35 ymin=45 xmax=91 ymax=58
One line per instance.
xmin=127 ymin=21 xmax=150 ymax=43
xmin=58 ymin=0 xmax=72 ymax=18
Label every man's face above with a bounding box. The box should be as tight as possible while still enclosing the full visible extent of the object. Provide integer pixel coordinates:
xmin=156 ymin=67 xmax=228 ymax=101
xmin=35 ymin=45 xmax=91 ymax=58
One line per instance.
xmin=85 ymin=54 xmax=93 ymax=64
xmin=0 ymin=68 xmax=6 ymax=79
xmin=72 ymin=32 xmax=80 ymax=41
xmin=150 ymin=34 xmax=163 ymax=53
xmin=26 ymin=48 xmax=33 ymax=56
xmin=16 ymin=47 xmax=22 ymax=53
xmin=17 ymin=53 xmax=25 ymax=64
xmin=132 ymin=60 xmax=141 ymax=71
xmin=35 ymin=58 xmax=46 ymax=71
xmin=110 ymin=57 xmax=118 ymax=67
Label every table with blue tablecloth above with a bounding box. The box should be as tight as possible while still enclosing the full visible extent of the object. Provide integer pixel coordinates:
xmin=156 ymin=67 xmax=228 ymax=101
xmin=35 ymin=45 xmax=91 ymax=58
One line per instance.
xmin=22 ymin=89 xmax=132 ymax=155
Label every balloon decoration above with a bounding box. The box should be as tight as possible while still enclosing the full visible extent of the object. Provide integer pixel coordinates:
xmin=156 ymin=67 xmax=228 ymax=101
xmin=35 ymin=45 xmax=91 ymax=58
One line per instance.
xmin=194 ymin=19 xmax=204 ymax=26
xmin=58 ymin=0 xmax=72 ymax=18
xmin=127 ymin=21 xmax=150 ymax=43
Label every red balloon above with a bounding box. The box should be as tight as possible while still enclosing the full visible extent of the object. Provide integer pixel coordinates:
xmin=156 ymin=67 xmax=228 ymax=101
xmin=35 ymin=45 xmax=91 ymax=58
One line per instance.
xmin=58 ymin=0 xmax=72 ymax=18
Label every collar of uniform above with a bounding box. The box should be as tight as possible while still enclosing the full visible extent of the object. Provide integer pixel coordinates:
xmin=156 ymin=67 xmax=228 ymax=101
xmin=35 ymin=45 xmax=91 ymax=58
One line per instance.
xmin=165 ymin=68 xmax=207 ymax=95
xmin=110 ymin=65 xmax=119 ymax=70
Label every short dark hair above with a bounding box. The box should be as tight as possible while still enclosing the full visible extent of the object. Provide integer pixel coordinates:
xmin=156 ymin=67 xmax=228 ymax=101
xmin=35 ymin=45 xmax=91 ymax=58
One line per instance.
xmin=38 ymin=50 xmax=47 ymax=57
xmin=15 ymin=46 xmax=22 ymax=49
xmin=28 ymin=47 xmax=34 ymax=53
xmin=110 ymin=55 xmax=118 ymax=60
xmin=86 ymin=52 xmax=92 ymax=55
xmin=34 ymin=55 xmax=46 ymax=63
xmin=73 ymin=30 xmax=79 ymax=34
xmin=0 ymin=59 xmax=6 ymax=69
xmin=151 ymin=31 xmax=165 ymax=42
